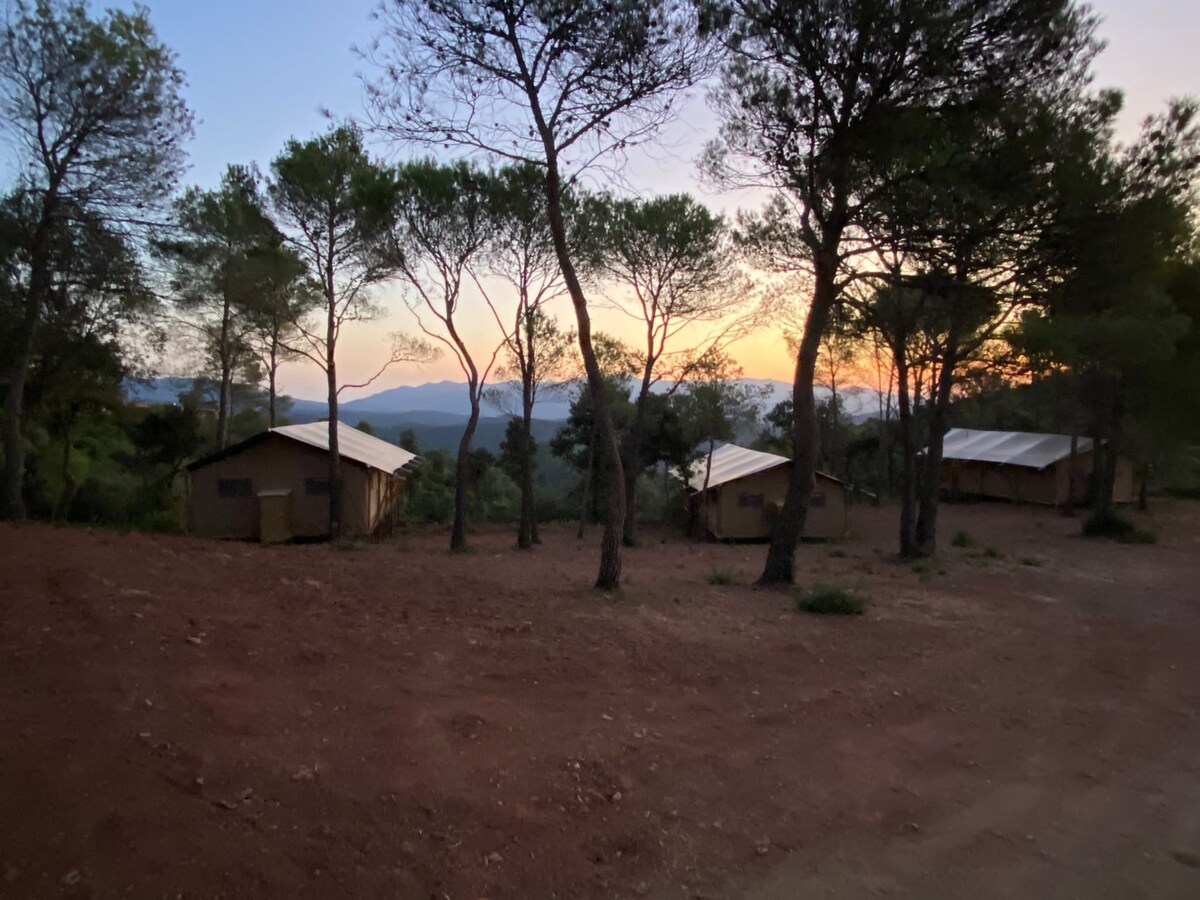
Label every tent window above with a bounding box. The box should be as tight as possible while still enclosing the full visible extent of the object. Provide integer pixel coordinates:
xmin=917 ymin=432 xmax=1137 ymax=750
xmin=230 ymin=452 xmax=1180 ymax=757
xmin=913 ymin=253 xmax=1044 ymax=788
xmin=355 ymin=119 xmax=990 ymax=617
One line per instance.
xmin=738 ymin=492 xmax=764 ymax=509
xmin=217 ymin=478 xmax=252 ymax=499
xmin=305 ymin=478 xmax=331 ymax=496
xmin=811 ymin=491 xmax=826 ymax=508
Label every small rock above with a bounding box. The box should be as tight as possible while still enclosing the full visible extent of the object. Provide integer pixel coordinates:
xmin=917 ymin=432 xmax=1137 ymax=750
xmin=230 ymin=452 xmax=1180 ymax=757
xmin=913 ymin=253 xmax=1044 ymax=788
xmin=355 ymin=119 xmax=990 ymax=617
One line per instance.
xmin=61 ymin=870 xmax=81 ymax=886
xmin=634 ymin=882 xmax=651 ymax=896
xmin=1171 ymin=849 xmax=1200 ymax=869
xmin=185 ymin=635 xmax=204 ymax=646
xmin=611 ymin=791 xmax=622 ymax=802
xmin=485 ymin=851 xmax=503 ymax=865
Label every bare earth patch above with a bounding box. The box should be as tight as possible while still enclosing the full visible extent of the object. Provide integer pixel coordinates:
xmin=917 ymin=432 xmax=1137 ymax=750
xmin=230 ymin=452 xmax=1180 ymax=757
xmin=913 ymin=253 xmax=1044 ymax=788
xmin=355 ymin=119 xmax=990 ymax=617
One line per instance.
xmin=2 ymin=501 xmax=1199 ymax=899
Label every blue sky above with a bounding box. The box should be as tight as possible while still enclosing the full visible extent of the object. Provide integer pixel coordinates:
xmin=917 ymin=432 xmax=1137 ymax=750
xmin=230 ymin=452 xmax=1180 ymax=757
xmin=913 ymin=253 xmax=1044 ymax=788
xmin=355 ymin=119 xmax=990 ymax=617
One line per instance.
xmin=130 ymin=2 xmax=1200 ymax=397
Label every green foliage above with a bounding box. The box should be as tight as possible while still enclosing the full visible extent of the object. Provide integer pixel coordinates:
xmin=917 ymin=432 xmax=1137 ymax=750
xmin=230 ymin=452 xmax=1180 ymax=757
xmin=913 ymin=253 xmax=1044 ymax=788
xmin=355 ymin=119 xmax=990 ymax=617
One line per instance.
xmin=951 ymin=530 xmax=976 ymax=548
xmin=1082 ymin=510 xmax=1157 ymax=544
xmin=910 ymin=558 xmax=939 ymax=582
xmin=796 ymin=584 xmax=867 ymax=616
xmin=707 ymin=570 xmax=739 ymax=586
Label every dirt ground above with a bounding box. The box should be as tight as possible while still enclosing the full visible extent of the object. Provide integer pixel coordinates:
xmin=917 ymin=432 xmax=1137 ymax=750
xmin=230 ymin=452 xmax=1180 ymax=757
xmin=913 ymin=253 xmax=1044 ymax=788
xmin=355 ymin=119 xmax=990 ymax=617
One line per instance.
xmin=2 ymin=500 xmax=1200 ymax=900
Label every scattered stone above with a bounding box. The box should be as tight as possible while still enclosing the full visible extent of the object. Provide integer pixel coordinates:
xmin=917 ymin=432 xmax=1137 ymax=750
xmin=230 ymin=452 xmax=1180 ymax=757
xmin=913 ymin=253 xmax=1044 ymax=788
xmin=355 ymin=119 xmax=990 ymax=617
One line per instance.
xmin=485 ymin=851 xmax=503 ymax=865
xmin=185 ymin=635 xmax=203 ymax=646
xmin=292 ymin=764 xmax=318 ymax=782
xmin=634 ymin=882 xmax=651 ymax=896
xmin=61 ymin=870 xmax=81 ymax=886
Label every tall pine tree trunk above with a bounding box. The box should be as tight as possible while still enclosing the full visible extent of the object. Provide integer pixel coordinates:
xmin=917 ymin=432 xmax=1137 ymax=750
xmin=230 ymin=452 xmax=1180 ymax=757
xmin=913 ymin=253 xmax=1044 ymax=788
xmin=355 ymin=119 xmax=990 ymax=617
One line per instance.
xmin=541 ymin=159 xmax=624 ymax=589
xmin=758 ymin=253 xmax=836 ymax=585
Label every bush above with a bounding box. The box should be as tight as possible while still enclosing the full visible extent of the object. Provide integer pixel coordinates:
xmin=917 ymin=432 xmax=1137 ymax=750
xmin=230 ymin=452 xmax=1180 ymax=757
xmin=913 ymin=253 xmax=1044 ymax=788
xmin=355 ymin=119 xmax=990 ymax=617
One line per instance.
xmin=1082 ymin=510 xmax=1157 ymax=544
xmin=707 ymin=570 xmax=739 ymax=586
xmin=827 ymin=548 xmax=848 ymax=558
xmin=951 ymin=529 xmax=976 ymax=549
xmin=796 ymin=583 xmax=867 ymax=615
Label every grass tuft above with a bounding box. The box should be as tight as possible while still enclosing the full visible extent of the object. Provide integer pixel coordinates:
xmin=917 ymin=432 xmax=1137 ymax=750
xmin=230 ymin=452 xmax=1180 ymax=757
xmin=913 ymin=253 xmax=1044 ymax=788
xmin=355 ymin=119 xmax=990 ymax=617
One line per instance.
xmin=796 ymin=583 xmax=867 ymax=616
xmin=951 ymin=529 xmax=976 ymax=549
xmin=827 ymin=548 xmax=848 ymax=559
xmin=707 ymin=570 xmax=739 ymax=586
xmin=1020 ymin=556 xmax=1042 ymax=567
xmin=909 ymin=557 xmax=938 ymax=582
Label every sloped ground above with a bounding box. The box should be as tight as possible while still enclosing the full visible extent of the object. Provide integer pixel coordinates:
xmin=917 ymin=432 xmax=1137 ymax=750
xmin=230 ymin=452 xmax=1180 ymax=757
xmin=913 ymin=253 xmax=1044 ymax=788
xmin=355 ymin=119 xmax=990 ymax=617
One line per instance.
xmin=1 ymin=501 xmax=1199 ymax=899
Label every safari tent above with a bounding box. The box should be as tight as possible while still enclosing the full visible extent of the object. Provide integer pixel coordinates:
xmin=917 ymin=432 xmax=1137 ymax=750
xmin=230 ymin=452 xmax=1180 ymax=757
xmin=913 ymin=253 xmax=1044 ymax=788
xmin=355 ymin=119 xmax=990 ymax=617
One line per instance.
xmin=187 ymin=421 xmax=418 ymax=541
xmin=688 ymin=444 xmax=847 ymax=540
xmin=938 ymin=428 xmax=1139 ymax=506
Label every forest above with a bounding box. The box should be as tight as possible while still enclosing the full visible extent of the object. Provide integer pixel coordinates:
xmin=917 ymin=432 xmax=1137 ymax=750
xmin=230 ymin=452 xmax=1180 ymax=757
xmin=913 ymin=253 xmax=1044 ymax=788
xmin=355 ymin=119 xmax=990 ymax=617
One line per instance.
xmin=2 ymin=0 xmax=1199 ymax=589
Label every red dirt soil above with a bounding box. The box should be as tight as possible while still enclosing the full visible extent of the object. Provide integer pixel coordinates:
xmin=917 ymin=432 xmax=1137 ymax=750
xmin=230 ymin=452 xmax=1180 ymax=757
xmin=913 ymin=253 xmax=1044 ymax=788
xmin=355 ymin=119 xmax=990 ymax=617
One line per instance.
xmin=2 ymin=501 xmax=1200 ymax=899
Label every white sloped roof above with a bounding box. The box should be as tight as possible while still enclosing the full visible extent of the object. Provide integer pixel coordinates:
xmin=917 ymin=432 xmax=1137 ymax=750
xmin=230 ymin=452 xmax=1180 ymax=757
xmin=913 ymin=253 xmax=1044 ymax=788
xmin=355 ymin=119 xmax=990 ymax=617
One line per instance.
xmin=941 ymin=428 xmax=1093 ymax=470
xmin=273 ymin=421 xmax=418 ymax=476
xmin=687 ymin=444 xmax=790 ymax=492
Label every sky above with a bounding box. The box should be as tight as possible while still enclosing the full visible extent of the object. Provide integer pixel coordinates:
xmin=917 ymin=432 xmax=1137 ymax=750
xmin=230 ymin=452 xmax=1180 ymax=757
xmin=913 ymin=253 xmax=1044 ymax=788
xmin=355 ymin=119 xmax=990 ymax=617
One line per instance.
xmin=130 ymin=0 xmax=1200 ymax=400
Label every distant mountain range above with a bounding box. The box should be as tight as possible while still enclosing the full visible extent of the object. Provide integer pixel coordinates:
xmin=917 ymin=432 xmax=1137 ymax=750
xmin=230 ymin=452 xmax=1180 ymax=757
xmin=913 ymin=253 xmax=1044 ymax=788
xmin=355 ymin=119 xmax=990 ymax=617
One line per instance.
xmin=123 ymin=377 xmax=884 ymax=452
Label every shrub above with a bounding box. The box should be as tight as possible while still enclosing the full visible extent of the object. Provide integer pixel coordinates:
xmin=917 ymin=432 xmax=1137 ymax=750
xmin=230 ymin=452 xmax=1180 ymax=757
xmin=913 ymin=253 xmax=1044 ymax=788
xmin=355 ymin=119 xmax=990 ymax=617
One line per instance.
xmin=796 ymin=583 xmax=866 ymax=615
xmin=951 ymin=529 xmax=976 ymax=549
xmin=707 ymin=570 xmax=739 ymax=586
xmin=827 ymin=548 xmax=848 ymax=558
xmin=1082 ymin=510 xmax=1157 ymax=544
xmin=1020 ymin=556 xmax=1042 ymax=567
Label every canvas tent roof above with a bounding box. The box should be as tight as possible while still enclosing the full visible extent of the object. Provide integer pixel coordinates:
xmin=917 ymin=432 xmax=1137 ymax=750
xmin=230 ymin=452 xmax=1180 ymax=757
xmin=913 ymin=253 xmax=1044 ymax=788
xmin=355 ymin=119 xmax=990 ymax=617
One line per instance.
xmin=941 ymin=428 xmax=1094 ymax=471
xmin=687 ymin=443 xmax=842 ymax=492
xmin=188 ymin=420 xmax=419 ymax=475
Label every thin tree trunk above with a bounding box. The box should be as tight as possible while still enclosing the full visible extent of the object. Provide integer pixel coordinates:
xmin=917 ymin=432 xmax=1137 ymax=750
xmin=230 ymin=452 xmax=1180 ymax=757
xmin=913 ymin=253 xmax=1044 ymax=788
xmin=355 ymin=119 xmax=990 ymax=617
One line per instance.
xmin=701 ymin=437 xmax=715 ymax=537
xmin=451 ymin=389 xmax=481 ymax=552
xmin=1088 ymin=391 xmax=1122 ymax=527
xmin=53 ymin=421 xmax=73 ymax=521
xmin=216 ymin=293 xmax=234 ymax=450
xmin=621 ymin=397 xmax=647 ymax=547
xmin=267 ymin=333 xmax=279 ymax=429
xmin=895 ymin=352 xmax=919 ymax=558
xmin=1 ymin=328 xmax=35 ymax=521
xmin=517 ymin=369 xmax=536 ymax=549
xmin=326 ymin=285 xmax=341 ymax=541
xmin=915 ymin=342 xmax=959 ymax=557
xmin=1064 ymin=432 xmax=1078 ymax=516
xmin=577 ymin=432 xmax=595 ymax=540
xmin=758 ymin=254 xmax=836 ymax=585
